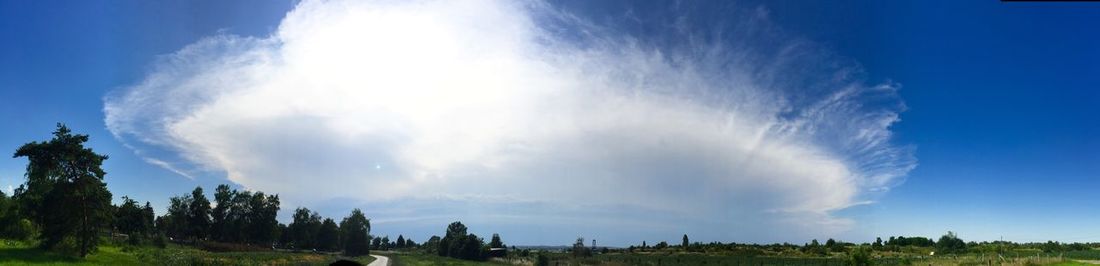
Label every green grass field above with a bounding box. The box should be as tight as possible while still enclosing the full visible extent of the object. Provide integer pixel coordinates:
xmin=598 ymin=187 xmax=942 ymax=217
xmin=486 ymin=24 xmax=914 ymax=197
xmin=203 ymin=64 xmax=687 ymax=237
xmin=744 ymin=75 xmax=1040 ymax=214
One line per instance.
xmin=386 ymin=251 xmax=505 ymax=266
xmin=0 ymin=239 xmax=376 ymax=265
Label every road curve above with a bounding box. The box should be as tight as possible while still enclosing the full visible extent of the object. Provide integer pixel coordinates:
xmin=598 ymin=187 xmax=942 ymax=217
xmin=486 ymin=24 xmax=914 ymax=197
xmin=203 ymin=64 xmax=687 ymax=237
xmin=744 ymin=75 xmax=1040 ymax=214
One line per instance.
xmin=368 ymin=254 xmax=390 ymax=266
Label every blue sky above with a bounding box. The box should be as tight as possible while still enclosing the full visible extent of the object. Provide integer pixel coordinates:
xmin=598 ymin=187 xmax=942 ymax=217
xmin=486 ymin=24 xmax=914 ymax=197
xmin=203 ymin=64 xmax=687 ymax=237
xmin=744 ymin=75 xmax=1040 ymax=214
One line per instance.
xmin=1 ymin=0 xmax=1099 ymax=246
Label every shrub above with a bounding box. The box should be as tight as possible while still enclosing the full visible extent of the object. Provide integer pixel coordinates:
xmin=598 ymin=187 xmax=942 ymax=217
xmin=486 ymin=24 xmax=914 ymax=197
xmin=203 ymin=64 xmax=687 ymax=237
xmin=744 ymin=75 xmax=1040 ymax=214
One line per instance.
xmin=153 ymin=233 xmax=167 ymax=248
xmin=536 ymin=252 xmax=549 ymax=266
xmin=847 ymin=246 xmax=872 ymax=266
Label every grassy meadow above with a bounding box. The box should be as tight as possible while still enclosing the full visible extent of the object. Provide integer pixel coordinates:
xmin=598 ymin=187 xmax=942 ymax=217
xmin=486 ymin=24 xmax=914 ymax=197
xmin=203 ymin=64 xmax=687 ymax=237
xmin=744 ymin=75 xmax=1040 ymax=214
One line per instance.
xmin=0 ymin=239 xmax=376 ymax=266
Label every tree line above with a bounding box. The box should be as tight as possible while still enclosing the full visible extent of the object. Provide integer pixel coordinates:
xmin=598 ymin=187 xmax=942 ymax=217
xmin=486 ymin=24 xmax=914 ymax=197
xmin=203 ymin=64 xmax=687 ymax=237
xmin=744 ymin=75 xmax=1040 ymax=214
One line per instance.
xmin=0 ymin=124 xmax=376 ymax=257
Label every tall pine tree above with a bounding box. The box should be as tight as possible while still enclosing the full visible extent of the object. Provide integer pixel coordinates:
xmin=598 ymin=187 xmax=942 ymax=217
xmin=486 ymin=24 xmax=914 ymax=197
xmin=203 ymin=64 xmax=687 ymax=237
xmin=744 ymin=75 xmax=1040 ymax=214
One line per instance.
xmin=13 ymin=124 xmax=113 ymax=257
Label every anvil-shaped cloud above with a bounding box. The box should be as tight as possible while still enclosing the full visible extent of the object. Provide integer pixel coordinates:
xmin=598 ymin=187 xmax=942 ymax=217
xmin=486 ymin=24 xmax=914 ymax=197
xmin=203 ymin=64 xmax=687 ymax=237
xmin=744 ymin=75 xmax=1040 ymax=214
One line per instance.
xmin=105 ymin=0 xmax=914 ymax=243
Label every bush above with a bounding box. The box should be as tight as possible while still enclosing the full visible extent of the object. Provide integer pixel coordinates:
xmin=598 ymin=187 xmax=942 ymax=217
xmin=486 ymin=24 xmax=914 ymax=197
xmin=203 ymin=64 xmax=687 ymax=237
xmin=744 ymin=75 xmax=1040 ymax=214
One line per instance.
xmin=197 ymin=240 xmax=271 ymax=252
xmin=153 ymin=233 xmax=167 ymax=248
xmin=847 ymin=246 xmax=872 ymax=266
xmin=536 ymin=252 xmax=549 ymax=266
xmin=127 ymin=235 xmax=143 ymax=246
xmin=2 ymin=218 xmax=37 ymax=240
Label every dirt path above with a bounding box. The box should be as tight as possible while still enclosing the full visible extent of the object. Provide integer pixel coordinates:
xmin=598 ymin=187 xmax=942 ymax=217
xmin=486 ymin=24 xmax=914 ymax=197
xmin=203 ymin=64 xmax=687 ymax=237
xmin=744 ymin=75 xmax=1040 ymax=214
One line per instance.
xmin=368 ymin=254 xmax=390 ymax=266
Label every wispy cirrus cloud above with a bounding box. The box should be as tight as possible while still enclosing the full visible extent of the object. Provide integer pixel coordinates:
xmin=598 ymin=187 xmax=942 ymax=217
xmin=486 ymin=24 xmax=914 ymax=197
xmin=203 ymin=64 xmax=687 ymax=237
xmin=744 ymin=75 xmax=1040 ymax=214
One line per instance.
xmin=104 ymin=0 xmax=914 ymax=244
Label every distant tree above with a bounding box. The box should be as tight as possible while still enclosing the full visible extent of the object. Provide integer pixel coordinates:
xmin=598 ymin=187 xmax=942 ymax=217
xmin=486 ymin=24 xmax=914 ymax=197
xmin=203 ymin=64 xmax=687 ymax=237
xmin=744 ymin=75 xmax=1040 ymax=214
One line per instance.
xmin=0 ymin=190 xmax=34 ymax=240
xmin=278 ymin=223 xmax=291 ymax=248
xmin=683 ymin=234 xmax=690 ymax=248
xmin=289 ymin=207 xmax=322 ymax=249
xmin=13 ymin=124 xmax=113 ymax=257
xmin=536 ymin=252 xmax=549 ymax=266
xmin=247 ymin=192 xmax=280 ymax=244
xmin=872 ymin=237 xmax=883 ymax=250
xmin=848 ymin=246 xmax=872 ymax=266
xmin=115 ymin=196 xmax=144 ymax=236
xmin=655 ymin=241 xmax=669 ymax=249
xmin=396 ymin=235 xmax=406 ymax=249
xmin=936 ymin=231 xmax=966 ymax=254
xmin=340 ymin=208 xmax=371 ymax=256
xmin=461 ymin=233 xmax=486 ymax=260
xmin=573 ymin=237 xmax=592 ymax=258
xmin=162 ymin=194 xmax=190 ymax=239
xmin=424 ymin=235 xmax=442 ymax=254
xmin=371 ymin=236 xmax=382 ymax=250
xmin=440 ymin=221 xmax=468 ymax=257
xmin=317 ymin=218 xmax=340 ymax=251
xmin=210 ymin=184 xmax=233 ymax=241
xmin=187 ymin=187 xmax=211 ymax=240
xmin=489 ymin=233 xmax=504 ymax=248
xmin=141 ymin=202 xmax=155 ymax=233
xmin=381 ymin=235 xmax=391 ymax=250
xmin=1042 ymin=241 xmax=1063 ymax=253
xmin=804 ymin=239 xmax=827 ymax=256
xmin=225 ymin=189 xmax=251 ymax=243
xmin=488 ymin=233 xmax=506 ymax=257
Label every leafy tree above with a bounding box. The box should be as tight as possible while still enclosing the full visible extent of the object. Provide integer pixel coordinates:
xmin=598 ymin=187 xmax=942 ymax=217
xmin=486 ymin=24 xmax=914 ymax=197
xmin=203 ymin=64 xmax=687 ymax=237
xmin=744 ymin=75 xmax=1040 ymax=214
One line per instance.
xmin=289 ymin=207 xmax=322 ymax=249
xmin=803 ymin=239 xmax=827 ymax=256
xmin=246 ymin=192 xmax=280 ymax=244
xmin=573 ymin=237 xmax=592 ymax=258
xmin=654 ymin=241 xmax=669 ymax=249
xmin=424 ymin=235 xmax=442 ymax=254
xmin=381 ymin=235 xmax=391 ymax=250
xmin=278 ymin=223 xmax=291 ymax=248
xmin=211 ymin=184 xmax=233 ymax=241
xmin=162 ymin=194 xmax=191 ymax=239
xmin=396 ymin=235 xmax=406 ymax=249
xmin=488 ymin=233 xmax=506 ymax=257
xmin=872 ymin=237 xmax=883 ymax=250
xmin=13 ymin=124 xmax=113 ymax=257
xmin=340 ymin=208 xmax=371 ymax=256
xmin=536 ymin=252 xmax=549 ymax=266
xmin=187 ymin=187 xmax=211 ymax=240
xmin=440 ymin=221 xmax=468 ymax=257
xmin=847 ymin=246 xmax=872 ymax=266
xmin=317 ymin=218 xmax=340 ymax=251
xmin=115 ymin=196 xmax=153 ymax=237
xmin=489 ymin=233 xmax=504 ymax=248
xmin=936 ymin=231 xmax=966 ymax=254
xmin=461 ymin=233 xmax=486 ymax=260
xmin=437 ymin=221 xmax=486 ymax=260
xmin=683 ymin=234 xmax=690 ymax=248
xmin=0 ymin=190 xmax=34 ymax=240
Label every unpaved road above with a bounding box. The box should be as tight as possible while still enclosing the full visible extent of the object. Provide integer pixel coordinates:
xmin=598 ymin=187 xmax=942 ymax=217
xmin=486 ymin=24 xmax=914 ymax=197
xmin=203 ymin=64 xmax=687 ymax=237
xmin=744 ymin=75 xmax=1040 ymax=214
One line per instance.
xmin=368 ymin=254 xmax=390 ymax=266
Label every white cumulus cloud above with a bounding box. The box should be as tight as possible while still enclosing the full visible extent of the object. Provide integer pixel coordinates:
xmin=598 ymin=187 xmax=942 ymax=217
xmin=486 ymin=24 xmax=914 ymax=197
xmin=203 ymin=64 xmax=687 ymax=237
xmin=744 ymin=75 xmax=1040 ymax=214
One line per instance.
xmin=105 ymin=0 xmax=914 ymax=243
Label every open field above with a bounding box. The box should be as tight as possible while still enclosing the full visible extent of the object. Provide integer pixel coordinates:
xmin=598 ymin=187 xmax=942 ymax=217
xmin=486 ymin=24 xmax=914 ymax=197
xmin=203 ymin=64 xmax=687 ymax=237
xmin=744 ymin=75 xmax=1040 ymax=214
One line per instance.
xmin=383 ymin=251 xmax=508 ymax=266
xmin=0 ymin=239 xmax=376 ymax=266
xmin=514 ymin=250 xmax=1097 ymax=266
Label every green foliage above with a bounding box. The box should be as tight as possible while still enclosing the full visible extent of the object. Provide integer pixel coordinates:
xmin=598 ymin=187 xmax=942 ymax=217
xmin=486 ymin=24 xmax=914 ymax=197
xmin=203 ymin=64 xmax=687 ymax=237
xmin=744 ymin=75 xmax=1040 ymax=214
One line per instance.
xmin=535 ymin=252 xmax=549 ymax=266
xmin=392 ymin=252 xmax=499 ymax=266
xmin=187 ymin=187 xmax=211 ymax=240
xmin=289 ymin=207 xmax=322 ymax=250
xmin=936 ymin=231 xmax=966 ymax=254
xmin=0 ymin=192 xmax=36 ymax=240
xmin=847 ymin=246 xmax=872 ymax=266
xmin=316 ymin=218 xmax=341 ymax=251
xmin=13 ymin=124 xmax=113 ymax=257
xmin=340 ymin=208 xmax=370 ymax=256
xmin=210 ymin=184 xmax=232 ymax=242
xmin=437 ymin=221 xmax=487 ymax=261
xmin=114 ymin=196 xmax=154 ymax=238
xmin=487 ymin=233 xmax=506 ymax=257
xmin=572 ymin=237 xmax=592 ymax=258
